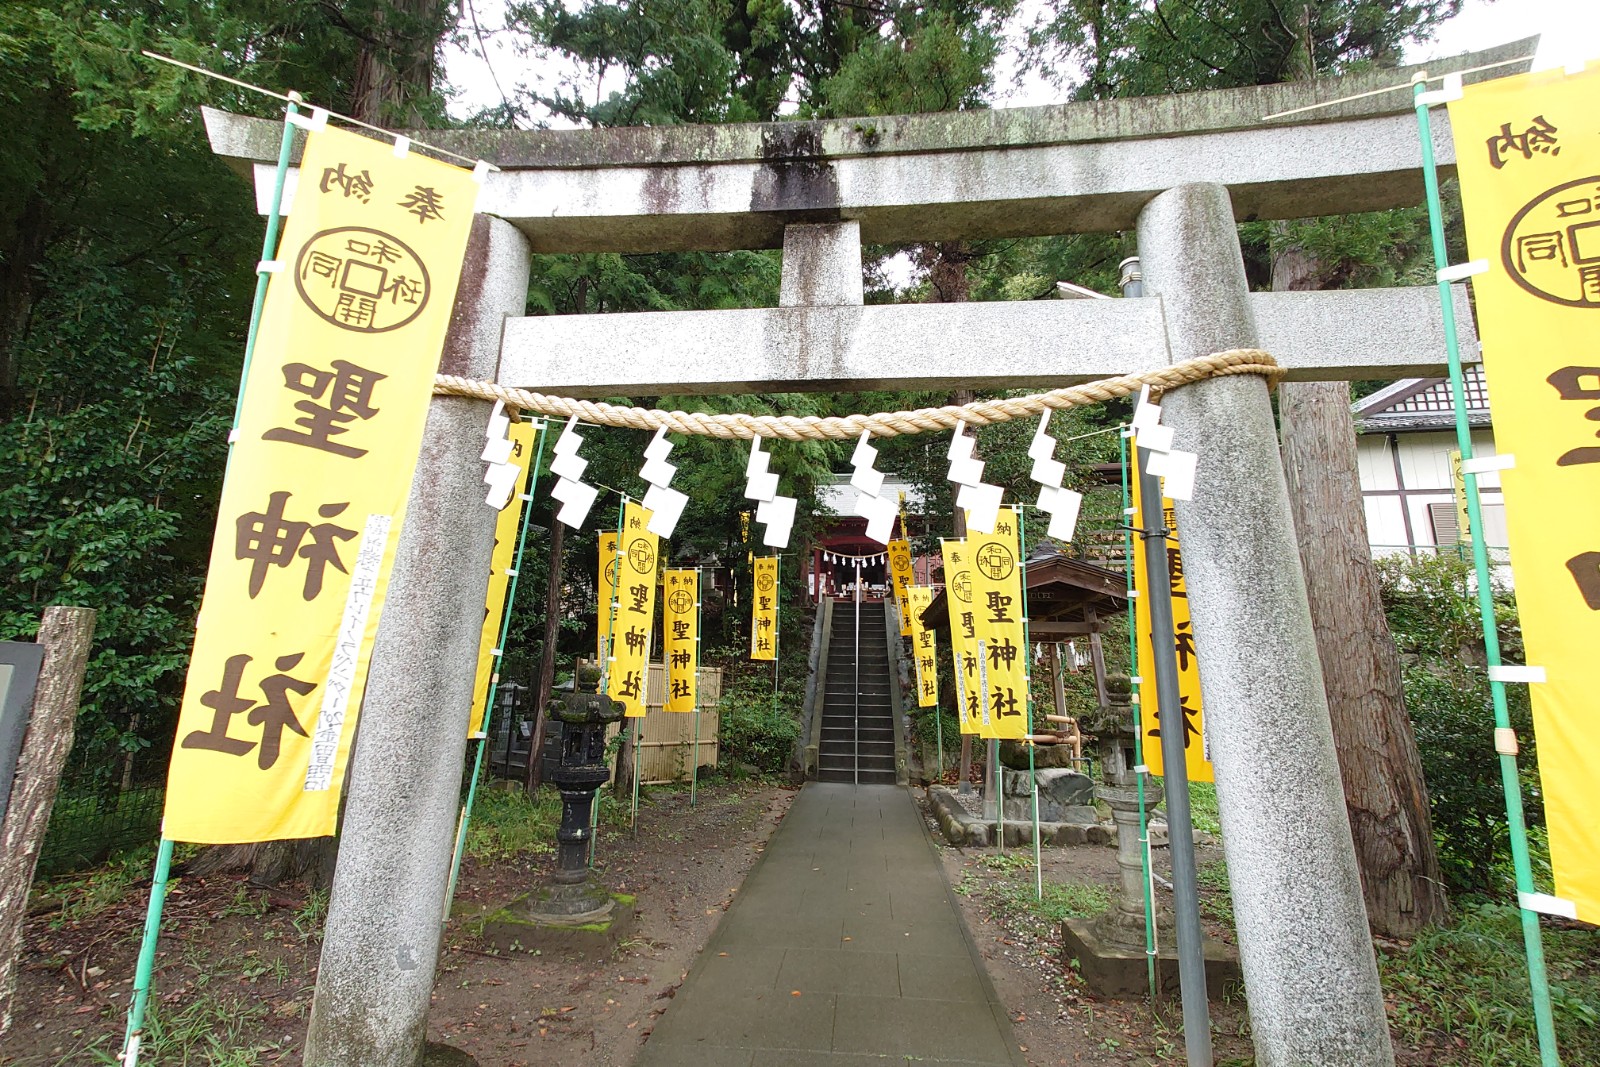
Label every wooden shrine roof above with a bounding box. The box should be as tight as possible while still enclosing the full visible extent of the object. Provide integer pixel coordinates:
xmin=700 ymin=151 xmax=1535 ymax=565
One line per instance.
xmin=921 ymin=548 xmax=1127 ymax=639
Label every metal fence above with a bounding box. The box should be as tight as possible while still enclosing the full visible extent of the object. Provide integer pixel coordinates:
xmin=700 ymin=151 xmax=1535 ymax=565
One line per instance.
xmin=35 ymin=739 xmax=168 ymax=878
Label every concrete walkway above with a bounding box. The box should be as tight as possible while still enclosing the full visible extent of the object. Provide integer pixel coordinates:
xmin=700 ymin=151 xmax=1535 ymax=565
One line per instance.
xmin=635 ymin=783 xmax=1026 ymax=1067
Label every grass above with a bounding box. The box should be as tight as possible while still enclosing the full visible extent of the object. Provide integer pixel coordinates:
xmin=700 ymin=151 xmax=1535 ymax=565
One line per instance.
xmin=956 ymin=854 xmax=1112 ymax=926
xmin=32 ymin=843 xmax=157 ymax=927
xmin=1379 ymin=902 xmax=1600 ymax=1066
xmin=1196 ymin=857 xmax=1234 ymax=928
xmin=463 ymin=785 xmax=562 ymax=861
xmin=90 ymin=991 xmax=275 ymax=1066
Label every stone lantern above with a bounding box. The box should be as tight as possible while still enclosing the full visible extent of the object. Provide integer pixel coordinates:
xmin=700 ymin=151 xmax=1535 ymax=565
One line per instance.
xmin=1085 ymin=674 xmax=1165 ymax=951
xmin=475 ymin=690 xmax=636 ymax=953
xmin=539 ymin=690 xmax=625 ymax=920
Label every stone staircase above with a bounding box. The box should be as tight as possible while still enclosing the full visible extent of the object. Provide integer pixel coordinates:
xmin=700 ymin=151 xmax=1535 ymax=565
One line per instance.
xmin=816 ymin=600 xmax=897 ymax=784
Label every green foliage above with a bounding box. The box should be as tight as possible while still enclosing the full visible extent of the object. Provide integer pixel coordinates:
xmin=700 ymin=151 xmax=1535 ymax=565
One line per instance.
xmin=812 ymin=5 xmax=1012 ymax=118
xmin=0 ymin=265 xmax=239 ymax=791
xmin=1376 ymin=553 xmax=1540 ymax=896
xmin=464 ymin=785 xmax=562 ymax=861
xmin=957 ymin=854 xmax=1112 ymax=924
xmin=715 ymin=669 xmax=802 ymax=776
xmin=31 ymin=841 xmax=159 ymax=926
xmin=1028 ymin=0 xmax=1461 ymax=99
xmin=1196 ymin=857 xmax=1235 ymax=927
xmin=1380 ymin=902 xmax=1600 ymax=1066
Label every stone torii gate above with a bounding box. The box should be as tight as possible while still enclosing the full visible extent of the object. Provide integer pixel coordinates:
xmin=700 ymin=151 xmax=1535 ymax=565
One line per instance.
xmin=206 ymin=39 xmax=1527 ymax=1067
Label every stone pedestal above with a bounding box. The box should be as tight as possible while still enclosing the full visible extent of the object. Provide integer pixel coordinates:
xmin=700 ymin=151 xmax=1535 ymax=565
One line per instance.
xmin=1091 ymin=784 xmax=1162 ymax=951
xmin=475 ymin=691 xmax=632 ymax=956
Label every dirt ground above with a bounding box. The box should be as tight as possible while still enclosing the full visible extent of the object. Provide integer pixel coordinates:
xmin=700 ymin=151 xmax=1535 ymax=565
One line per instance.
xmin=2 ymin=779 xmax=793 ymax=1067
xmin=8 ymin=779 xmax=1509 ymax=1067
xmin=920 ymin=794 xmax=1254 ymax=1067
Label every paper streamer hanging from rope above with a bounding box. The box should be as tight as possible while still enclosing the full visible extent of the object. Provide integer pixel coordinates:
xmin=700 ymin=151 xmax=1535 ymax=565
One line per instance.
xmin=743 ymin=435 xmax=797 ymax=547
xmin=549 ymin=415 xmax=599 ymax=528
xmin=946 ymin=421 xmax=1004 ymax=534
xmin=638 ymin=427 xmax=688 ymax=538
xmin=849 ymin=431 xmax=897 ymax=543
xmin=1029 ymin=410 xmax=1083 ymax=541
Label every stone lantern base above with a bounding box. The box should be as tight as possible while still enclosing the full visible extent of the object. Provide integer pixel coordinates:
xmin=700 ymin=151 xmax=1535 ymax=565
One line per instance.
xmin=1062 ymin=917 xmax=1240 ymax=999
xmin=471 ymin=889 xmax=636 ymax=956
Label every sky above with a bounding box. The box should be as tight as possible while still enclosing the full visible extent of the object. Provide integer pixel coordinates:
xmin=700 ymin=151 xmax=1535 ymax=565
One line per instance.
xmin=442 ymin=0 xmax=1600 ymax=125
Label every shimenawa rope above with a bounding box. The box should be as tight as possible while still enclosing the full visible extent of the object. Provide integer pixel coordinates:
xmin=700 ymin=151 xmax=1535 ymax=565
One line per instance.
xmin=431 ymin=348 xmax=1281 ymax=441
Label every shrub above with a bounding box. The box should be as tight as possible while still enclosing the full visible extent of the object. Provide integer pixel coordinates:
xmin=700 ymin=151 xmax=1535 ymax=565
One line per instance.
xmin=716 ymin=671 xmax=802 ymax=776
xmin=1376 ymin=553 xmax=1540 ymax=897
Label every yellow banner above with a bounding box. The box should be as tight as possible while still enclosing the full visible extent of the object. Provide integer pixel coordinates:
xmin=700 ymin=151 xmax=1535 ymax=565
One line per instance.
xmin=967 ymin=507 xmax=1028 ymax=740
xmin=467 ymin=420 xmax=536 ymax=738
xmin=663 ymin=569 xmax=699 ymax=712
xmin=941 ymin=540 xmax=982 ymax=735
xmin=606 ymin=502 xmax=659 ymax=717
xmin=751 ymin=556 xmax=778 ymax=660
xmin=1449 ymin=63 xmax=1600 ymax=923
xmin=907 ymin=586 xmax=939 ymax=707
xmin=888 ymin=538 xmax=916 ymax=635
xmin=163 ymin=126 xmax=480 ymax=843
xmin=597 ymin=531 xmax=620 ymax=667
xmin=1132 ymin=468 xmax=1213 ymax=783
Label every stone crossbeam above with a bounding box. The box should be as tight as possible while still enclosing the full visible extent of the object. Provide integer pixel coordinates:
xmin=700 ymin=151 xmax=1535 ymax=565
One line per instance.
xmin=496 ymin=286 xmax=1475 ymax=395
xmin=202 ymin=40 xmax=1532 ymax=254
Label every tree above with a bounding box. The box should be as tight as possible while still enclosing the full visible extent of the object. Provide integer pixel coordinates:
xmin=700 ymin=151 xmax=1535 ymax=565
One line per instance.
xmin=1275 ymin=234 xmax=1448 ymax=936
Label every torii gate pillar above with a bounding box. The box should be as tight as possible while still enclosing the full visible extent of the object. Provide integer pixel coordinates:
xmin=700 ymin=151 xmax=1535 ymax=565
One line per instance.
xmin=302 ymin=215 xmax=532 ymax=1067
xmin=1138 ymin=183 xmax=1394 ymax=1066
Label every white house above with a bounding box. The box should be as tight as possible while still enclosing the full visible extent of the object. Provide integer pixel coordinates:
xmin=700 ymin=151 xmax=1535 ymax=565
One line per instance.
xmin=1352 ymin=364 xmax=1510 ymax=569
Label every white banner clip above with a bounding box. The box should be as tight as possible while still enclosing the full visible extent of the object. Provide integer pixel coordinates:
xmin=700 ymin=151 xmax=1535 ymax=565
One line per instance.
xmin=1518 ymin=892 xmax=1577 ymax=919
xmin=1488 ymin=664 xmax=1546 ymax=684
xmin=1462 ymin=454 xmax=1515 ymax=474
xmin=1436 ymin=260 xmax=1488 ymax=283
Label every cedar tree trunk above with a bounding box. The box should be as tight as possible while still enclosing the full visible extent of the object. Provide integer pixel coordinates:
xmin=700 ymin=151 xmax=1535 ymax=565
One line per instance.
xmin=1275 ymin=240 xmax=1448 ymax=936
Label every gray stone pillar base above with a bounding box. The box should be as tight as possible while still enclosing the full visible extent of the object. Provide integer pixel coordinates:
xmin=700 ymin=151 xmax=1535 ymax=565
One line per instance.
xmin=1062 ymin=918 xmax=1239 ymax=1000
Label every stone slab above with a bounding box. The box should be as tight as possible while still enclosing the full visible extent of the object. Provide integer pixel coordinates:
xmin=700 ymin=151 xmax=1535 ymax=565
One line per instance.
xmin=1061 ymin=917 xmax=1242 ymax=1000
xmin=496 ymin=286 xmax=1476 ymax=396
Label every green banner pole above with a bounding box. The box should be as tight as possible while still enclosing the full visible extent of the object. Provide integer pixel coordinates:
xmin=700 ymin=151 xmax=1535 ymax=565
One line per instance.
xmin=445 ymin=417 xmax=549 ymax=918
xmin=119 ymin=836 xmax=174 ymax=1065
xmin=1413 ymin=78 xmax=1560 ymax=1066
xmin=1122 ymin=426 xmax=1159 ymax=1000
xmin=121 ymin=100 xmax=302 ymax=1067
xmin=772 ymin=554 xmax=782 ymax=720
xmin=690 ymin=566 xmax=704 ymax=808
xmin=1018 ymin=506 xmax=1042 ymax=900
xmin=592 ymin=498 xmax=626 ymax=868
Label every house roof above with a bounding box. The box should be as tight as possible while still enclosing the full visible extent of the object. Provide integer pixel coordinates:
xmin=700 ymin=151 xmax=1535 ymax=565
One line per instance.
xmin=1351 ymin=363 xmax=1491 ymax=432
xmin=921 ymin=545 xmax=1126 ymax=639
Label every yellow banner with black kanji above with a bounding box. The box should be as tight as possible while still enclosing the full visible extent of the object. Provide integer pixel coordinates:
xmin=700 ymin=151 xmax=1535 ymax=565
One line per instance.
xmin=606 ymin=501 xmax=659 ymax=718
xmin=663 ymin=569 xmax=699 ymax=712
xmin=751 ymin=556 xmax=778 ymax=660
xmin=597 ymin=531 xmax=620 ymax=666
xmin=888 ymin=538 xmax=916 ymax=635
xmin=163 ymin=125 xmax=481 ymax=843
xmin=941 ymin=540 xmax=981 ymax=735
xmin=1449 ymin=62 xmax=1600 ymax=923
xmin=467 ymin=419 xmax=536 ymax=738
xmin=907 ymin=586 xmax=938 ymax=708
xmin=1132 ymin=466 xmax=1213 ymax=783
xmin=967 ymin=508 xmax=1028 ymax=740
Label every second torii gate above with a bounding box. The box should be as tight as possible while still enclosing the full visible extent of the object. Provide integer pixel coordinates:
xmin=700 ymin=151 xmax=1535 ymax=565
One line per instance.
xmin=206 ymin=38 xmax=1531 ymax=1067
